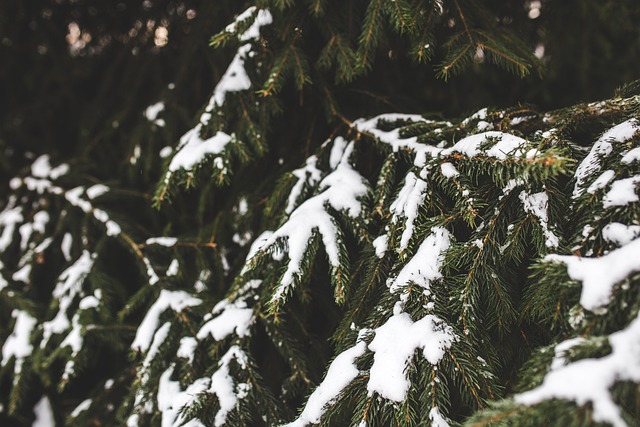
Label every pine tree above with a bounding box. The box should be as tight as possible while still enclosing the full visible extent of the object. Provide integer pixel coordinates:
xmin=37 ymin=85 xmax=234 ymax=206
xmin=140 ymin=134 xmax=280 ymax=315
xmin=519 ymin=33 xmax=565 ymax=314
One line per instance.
xmin=1 ymin=1 xmax=640 ymax=426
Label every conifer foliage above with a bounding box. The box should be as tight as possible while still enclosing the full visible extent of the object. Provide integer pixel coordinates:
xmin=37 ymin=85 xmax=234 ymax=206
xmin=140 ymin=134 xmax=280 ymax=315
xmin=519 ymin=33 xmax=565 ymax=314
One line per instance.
xmin=1 ymin=1 xmax=640 ymax=426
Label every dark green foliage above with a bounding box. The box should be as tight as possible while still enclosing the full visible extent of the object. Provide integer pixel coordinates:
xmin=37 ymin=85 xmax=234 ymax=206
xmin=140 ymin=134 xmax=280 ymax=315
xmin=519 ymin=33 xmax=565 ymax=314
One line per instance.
xmin=1 ymin=1 xmax=640 ymax=426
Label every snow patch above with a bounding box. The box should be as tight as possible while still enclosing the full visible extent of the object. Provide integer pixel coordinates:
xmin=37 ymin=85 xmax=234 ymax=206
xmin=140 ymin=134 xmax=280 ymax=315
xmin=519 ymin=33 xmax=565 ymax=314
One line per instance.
xmin=602 ymin=222 xmax=640 ymax=247
xmin=144 ymin=101 xmax=165 ymax=127
xmin=208 ymin=346 xmax=249 ymax=426
xmin=573 ymin=119 xmax=639 ymax=198
xmin=440 ymin=162 xmax=459 ymax=178
xmin=586 ymin=170 xmax=616 ymax=194
xmin=177 ymin=337 xmax=198 ymax=364
xmin=389 ymin=227 xmax=451 ymax=293
xmin=390 ymin=172 xmax=428 ymax=251
xmin=1 ymin=310 xmax=37 ymax=377
xmin=441 ymin=132 xmax=528 ymax=160
xmin=168 ymin=129 xmax=232 ymax=174
xmin=283 ymin=340 xmax=368 ymax=426
xmin=197 ymin=299 xmax=254 ymax=341
xmin=145 ymin=237 xmax=178 ymax=247
xmin=372 ymin=234 xmax=388 ymax=258
xmin=352 ymin=114 xmax=441 ymax=165
xmin=603 ymin=176 xmax=640 ymax=208
xmin=61 ymin=233 xmax=73 ymax=261
xmin=546 ymin=238 xmax=640 ymax=311
xmin=367 ymin=313 xmax=456 ymax=401
xmin=519 ymin=190 xmax=559 ymax=248
xmin=0 ymin=206 xmax=23 ymax=251
xmin=86 ymin=184 xmax=109 ymax=199
xmin=516 ymin=315 xmax=640 ymax=427
xmin=166 ymin=259 xmax=179 ymax=277
xmin=286 ymin=155 xmax=322 ymax=215
xmin=621 ymin=147 xmax=640 ymax=164
xmin=32 ymin=396 xmax=55 ymax=427
xmin=257 ymin=139 xmax=368 ymax=302
xmin=41 ymin=251 xmax=94 ymax=348
xmin=157 ymin=365 xmax=208 ymax=427
xmin=131 ymin=290 xmax=202 ymax=353
xmin=70 ymin=399 xmax=92 ymax=418
xmin=429 ymin=407 xmax=451 ymax=427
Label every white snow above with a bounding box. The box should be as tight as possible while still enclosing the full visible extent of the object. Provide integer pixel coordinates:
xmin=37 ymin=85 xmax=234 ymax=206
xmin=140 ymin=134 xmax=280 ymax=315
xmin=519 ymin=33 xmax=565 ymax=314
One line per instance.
xmin=18 ymin=210 xmax=49 ymax=251
xmin=143 ymin=322 xmax=171 ymax=373
xmin=145 ymin=237 xmax=178 ymax=247
xmin=177 ymin=337 xmax=198 ymax=363
xmin=390 ymin=172 xmax=428 ymax=251
xmin=86 ymin=184 xmax=109 ymax=199
xmin=441 ymin=132 xmax=528 ymax=160
xmin=196 ymin=280 xmax=260 ymax=341
xmin=372 ymin=234 xmax=388 ymax=258
xmin=352 ymin=114 xmax=441 ymax=163
xmin=197 ymin=299 xmax=254 ymax=341
xmin=573 ymin=119 xmax=639 ymax=198
xmin=168 ymin=129 xmax=232 ymax=174
xmin=440 ymin=162 xmax=459 ymax=178
xmin=79 ymin=291 xmax=101 ymax=310
xmin=1 ymin=310 xmax=37 ymax=376
xmin=32 ymin=396 xmax=55 ymax=427
xmin=208 ymin=346 xmax=249 ymax=427
xmin=516 ymin=315 xmax=640 ymax=427
xmin=232 ymin=232 xmax=252 ymax=246
xmin=23 ymin=177 xmax=56 ymax=194
xmin=242 ymin=232 xmax=274 ymax=272
xmin=586 ymin=170 xmax=615 ymax=194
xmin=549 ymin=337 xmax=585 ymax=370
xmin=31 ymin=155 xmax=69 ymax=180
xmin=144 ymin=102 xmax=165 ymax=127
xmin=12 ymin=263 xmax=32 ymax=283
xmin=237 ymin=197 xmax=249 ymax=215
xmin=194 ymin=269 xmax=211 ymax=292
xmin=61 ymin=233 xmax=73 ymax=261
xmin=142 ymin=257 xmax=160 ymax=285
xmin=65 ymin=187 xmax=92 ymax=213
xmin=429 ymin=407 xmax=451 ymax=427
xmin=70 ymin=399 xmax=92 ymax=418
xmin=462 ymin=108 xmax=488 ymax=125
xmin=258 ymin=140 xmax=368 ymax=302
xmin=285 ymin=155 xmax=322 ymax=215
xmin=60 ymin=313 xmax=84 ymax=380
xmin=476 ymin=121 xmax=492 ymax=131
xmin=126 ymin=414 xmax=140 ymax=427
xmin=166 ymin=259 xmax=179 ymax=277
xmin=31 ymin=155 xmax=52 ymax=178
xmin=603 ymin=176 xmax=640 ymax=208
xmin=160 ymin=146 xmax=173 ymax=158
xmin=183 ymin=7 xmax=272 ymax=142
xmin=157 ymin=365 xmax=208 ymax=427
xmin=367 ymin=313 xmax=456 ymax=401
xmin=92 ymin=209 xmax=121 ymax=236
xmin=0 ymin=206 xmax=23 ymax=251
xmin=389 ymin=227 xmax=451 ymax=294
xmin=283 ymin=340 xmax=368 ymax=427
xmin=546 ymin=237 xmax=640 ymax=311
xmin=519 ymin=190 xmax=559 ymax=248
xmin=621 ymin=147 xmax=640 ymax=164
xmin=41 ymin=250 xmax=94 ymax=347
xmin=206 ymin=46 xmax=252 ymax=112
xmin=224 ymin=7 xmax=273 ymax=41
xmin=131 ymin=290 xmax=202 ymax=353
xmin=602 ymin=222 xmax=640 ymax=247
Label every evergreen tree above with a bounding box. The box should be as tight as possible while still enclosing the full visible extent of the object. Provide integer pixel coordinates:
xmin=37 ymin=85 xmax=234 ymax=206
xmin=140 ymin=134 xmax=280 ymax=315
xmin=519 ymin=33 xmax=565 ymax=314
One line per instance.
xmin=1 ymin=1 xmax=640 ymax=426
